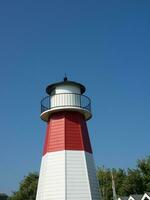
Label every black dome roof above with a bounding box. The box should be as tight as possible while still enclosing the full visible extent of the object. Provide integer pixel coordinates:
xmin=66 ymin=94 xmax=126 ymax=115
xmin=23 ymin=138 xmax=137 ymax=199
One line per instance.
xmin=46 ymin=78 xmax=86 ymax=95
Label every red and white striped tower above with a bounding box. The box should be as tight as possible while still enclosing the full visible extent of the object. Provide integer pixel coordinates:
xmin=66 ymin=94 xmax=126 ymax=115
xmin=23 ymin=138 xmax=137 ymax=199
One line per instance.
xmin=36 ymin=77 xmax=100 ymax=200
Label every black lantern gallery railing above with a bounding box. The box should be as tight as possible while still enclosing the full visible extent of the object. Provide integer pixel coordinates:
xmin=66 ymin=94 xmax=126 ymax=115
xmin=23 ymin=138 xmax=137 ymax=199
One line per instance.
xmin=41 ymin=93 xmax=91 ymax=114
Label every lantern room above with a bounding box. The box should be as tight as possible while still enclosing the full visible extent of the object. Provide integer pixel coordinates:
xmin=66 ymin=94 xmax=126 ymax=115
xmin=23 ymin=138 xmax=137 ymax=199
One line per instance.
xmin=40 ymin=77 xmax=92 ymax=122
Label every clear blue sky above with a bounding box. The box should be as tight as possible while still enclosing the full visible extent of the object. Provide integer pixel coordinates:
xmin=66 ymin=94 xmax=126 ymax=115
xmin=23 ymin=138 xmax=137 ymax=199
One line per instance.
xmin=0 ymin=0 xmax=150 ymax=195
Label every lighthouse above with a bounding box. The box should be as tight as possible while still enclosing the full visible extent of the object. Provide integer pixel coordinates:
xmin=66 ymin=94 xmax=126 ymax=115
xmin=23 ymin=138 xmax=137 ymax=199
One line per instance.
xmin=36 ymin=77 xmax=100 ymax=200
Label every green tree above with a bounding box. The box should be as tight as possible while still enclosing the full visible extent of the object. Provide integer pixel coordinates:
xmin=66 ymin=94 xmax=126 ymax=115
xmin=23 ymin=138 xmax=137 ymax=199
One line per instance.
xmin=0 ymin=193 xmax=9 ymax=200
xmin=122 ymin=156 xmax=150 ymax=195
xmin=137 ymin=156 xmax=150 ymax=191
xmin=123 ymin=168 xmax=144 ymax=195
xmin=97 ymin=156 xmax=150 ymax=200
xmin=97 ymin=167 xmax=127 ymax=200
xmin=9 ymin=173 xmax=38 ymax=200
xmin=97 ymin=167 xmax=113 ymax=200
xmin=112 ymin=168 xmax=127 ymax=197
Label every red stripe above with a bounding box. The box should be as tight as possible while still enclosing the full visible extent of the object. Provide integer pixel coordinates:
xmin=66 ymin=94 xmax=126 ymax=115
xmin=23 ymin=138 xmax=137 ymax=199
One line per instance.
xmin=43 ymin=112 xmax=92 ymax=155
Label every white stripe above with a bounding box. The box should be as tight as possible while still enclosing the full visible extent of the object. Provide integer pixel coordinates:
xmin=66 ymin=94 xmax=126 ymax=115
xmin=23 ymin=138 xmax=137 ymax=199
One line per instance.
xmin=36 ymin=150 xmax=100 ymax=200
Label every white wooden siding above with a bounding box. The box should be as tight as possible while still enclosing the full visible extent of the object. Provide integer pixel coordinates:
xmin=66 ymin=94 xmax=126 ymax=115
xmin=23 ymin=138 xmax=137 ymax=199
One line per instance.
xmin=36 ymin=150 xmax=100 ymax=200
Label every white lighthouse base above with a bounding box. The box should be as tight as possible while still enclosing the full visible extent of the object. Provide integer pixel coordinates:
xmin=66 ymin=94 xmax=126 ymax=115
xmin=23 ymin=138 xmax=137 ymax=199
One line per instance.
xmin=36 ymin=150 xmax=100 ymax=200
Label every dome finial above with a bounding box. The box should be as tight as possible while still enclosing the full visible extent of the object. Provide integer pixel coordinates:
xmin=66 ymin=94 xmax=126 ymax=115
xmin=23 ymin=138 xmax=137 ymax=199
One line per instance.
xmin=64 ymin=73 xmax=68 ymax=81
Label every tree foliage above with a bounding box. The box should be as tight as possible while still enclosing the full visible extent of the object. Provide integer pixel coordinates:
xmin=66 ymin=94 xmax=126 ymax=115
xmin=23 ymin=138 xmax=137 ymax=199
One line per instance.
xmin=97 ymin=156 xmax=150 ymax=200
xmin=8 ymin=173 xmax=38 ymax=200
xmin=97 ymin=167 xmax=127 ymax=200
xmin=137 ymin=156 xmax=150 ymax=191
xmin=0 ymin=194 xmax=9 ymax=200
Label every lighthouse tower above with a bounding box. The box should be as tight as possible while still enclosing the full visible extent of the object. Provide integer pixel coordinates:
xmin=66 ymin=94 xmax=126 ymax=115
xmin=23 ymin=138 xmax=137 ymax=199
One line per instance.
xmin=36 ymin=77 xmax=100 ymax=200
